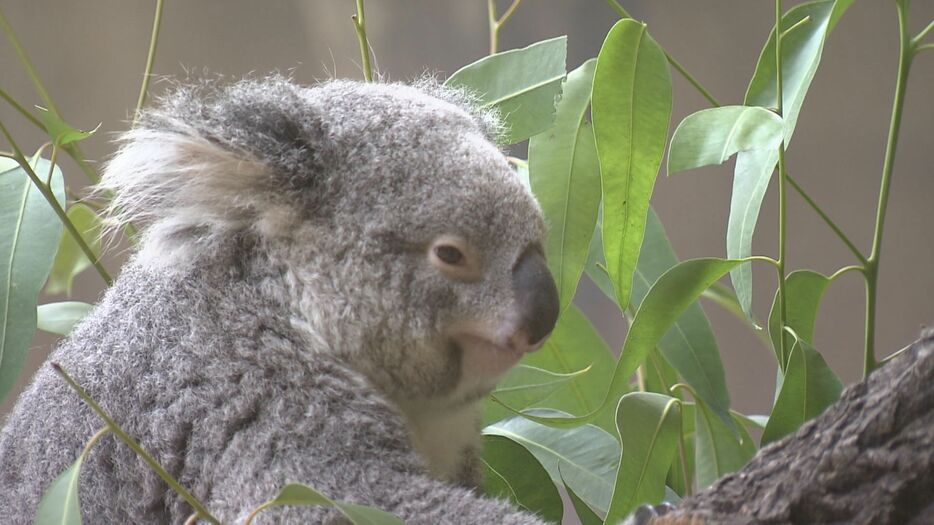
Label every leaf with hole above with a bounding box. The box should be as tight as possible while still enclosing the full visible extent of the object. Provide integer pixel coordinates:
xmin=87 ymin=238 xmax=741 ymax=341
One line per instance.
xmin=445 ymin=36 xmax=567 ymax=144
xmin=668 ymin=106 xmax=784 ymax=175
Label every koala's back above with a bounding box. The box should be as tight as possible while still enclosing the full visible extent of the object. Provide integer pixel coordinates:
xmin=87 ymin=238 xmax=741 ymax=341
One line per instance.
xmin=0 ymin=261 xmax=416 ymax=524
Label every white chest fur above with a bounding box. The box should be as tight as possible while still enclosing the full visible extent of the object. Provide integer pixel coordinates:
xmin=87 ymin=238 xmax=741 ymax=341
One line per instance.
xmin=394 ymin=399 xmax=482 ymax=482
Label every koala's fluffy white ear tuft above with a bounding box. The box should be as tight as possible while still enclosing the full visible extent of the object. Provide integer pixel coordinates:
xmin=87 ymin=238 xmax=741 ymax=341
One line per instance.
xmin=97 ymin=125 xmax=300 ymax=263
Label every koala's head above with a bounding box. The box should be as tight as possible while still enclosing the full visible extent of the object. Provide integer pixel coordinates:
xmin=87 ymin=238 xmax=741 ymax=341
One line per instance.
xmin=101 ymin=76 xmax=559 ymax=406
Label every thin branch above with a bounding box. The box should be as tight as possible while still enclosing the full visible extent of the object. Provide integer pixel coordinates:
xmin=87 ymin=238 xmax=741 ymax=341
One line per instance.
xmin=51 ymin=363 xmax=220 ymax=525
xmin=912 ymin=18 xmax=934 ymax=46
xmin=134 ymin=0 xmax=165 ymax=125
xmin=0 ymin=118 xmax=113 ymax=286
xmin=786 ymin=174 xmax=867 ymax=265
xmin=351 ymin=0 xmax=374 ymax=82
xmin=0 ymin=87 xmax=44 ymax=129
xmin=915 ymin=43 xmax=934 ymax=54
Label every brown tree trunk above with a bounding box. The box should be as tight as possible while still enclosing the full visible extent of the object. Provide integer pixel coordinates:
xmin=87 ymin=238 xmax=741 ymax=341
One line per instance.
xmin=658 ymin=329 xmax=934 ymax=525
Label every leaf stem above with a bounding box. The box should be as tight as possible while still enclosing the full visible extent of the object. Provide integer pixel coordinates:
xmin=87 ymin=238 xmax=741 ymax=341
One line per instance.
xmin=912 ymin=18 xmax=934 ymax=45
xmin=80 ymin=426 xmax=112 ymax=462
xmin=864 ymin=0 xmax=913 ymax=376
xmin=0 ymin=119 xmax=113 ymax=286
xmin=51 ymin=363 xmax=220 ymax=525
xmin=786 ymin=174 xmax=867 ymax=265
xmin=779 ymin=15 xmax=810 ymax=40
xmin=604 ymin=0 xmax=722 ymax=107
xmin=351 ymin=0 xmax=374 ymax=82
xmin=915 ymin=43 xmax=934 ymax=54
xmin=774 ymin=0 xmax=790 ymax=374
xmin=487 ymin=0 xmax=523 ymax=54
xmin=134 ymin=0 xmax=165 ymax=124
xmin=0 ymin=87 xmax=44 ymax=129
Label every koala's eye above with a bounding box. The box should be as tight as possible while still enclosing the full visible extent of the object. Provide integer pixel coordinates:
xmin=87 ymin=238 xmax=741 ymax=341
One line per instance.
xmin=434 ymin=245 xmax=464 ymax=266
xmin=429 ymin=235 xmax=480 ymax=282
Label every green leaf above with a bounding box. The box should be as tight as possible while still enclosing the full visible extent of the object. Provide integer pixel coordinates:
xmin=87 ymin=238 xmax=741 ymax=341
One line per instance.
xmin=34 ymin=459 xmax=83 ymax=525
xmin=529 ymin=59 xmax=600 ymax=313
xmin=0 ymin=158 xmax=65 ymax=404
xmin=484 ymin=363 xmax=592 ymax=426
xmin=504 ymin=258 xmax=741 ymax=431
xmin=686 ymin=387 xmax=754 ymax=490
xmin=828 ymin=0 xmax=855 ymax=33
xmin=258 ymin=483 xmax=403 ymax=525
xmin=499 ymin=305 xmax=617 ymax=433
xmin=36 ymin=107 xmax=96 ymax=146
xmin=45 ymin=204 xmax=102 ymax=296
xmin=445 ymin=36 xmax=567 ymax=144
xmin=761 ymin=340 xmax=842 ymax=445
xmin=37 ymin=302 xmax=93 ymax=336
xmin=768 ymin=270 xmax=831 ymax=370
xmin=481 ymin=435 xmax=563 ymax=523
xmin=668 ymin=106 xmax=784 ymax=175
xmin=593 ymin=19 xmax=672 ymax=311
xmin=728 ymin=1 xmax=834 ymax=317
xmin=484 ymin=410 xmax=620 ymax=514
xmin=561 ymin=474 xmax=602 ymax=525
xmin=605 ymin=393 xmax=681 ymax=523
xmin=630 ymin=209 xmax=732 ymax=427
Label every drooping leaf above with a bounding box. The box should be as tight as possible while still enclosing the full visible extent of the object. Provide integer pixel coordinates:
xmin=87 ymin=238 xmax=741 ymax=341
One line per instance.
xmin=668 ymin=106 xmax=784 ymax=175
xmin=505 ymin=258 xmax=742 ymax=430
xmin=605 ymin=392 xmax=681 ymax=523
xmin=481 ymin=435 xmax=563 ymax=523
xmin=529 ymin=59 xmax=600 ymax=313
xmin=761 ymin=340 xmax=842 ymax=445
xmin=728 ymin=1 xmax=835 ymax=317
xmin=445 ymin=36 xmax=567 ymax=144
xmin=484 ymin=410 xmax=620 ymax=514
xmin=505 ymin=305 xmax=617 ymax=433
xmin=45 ymin=204 xmax=103 ymax=296
xmin=484 ymin=363 xmax=592 ymax=426
xmin=593 ymin=19 xmax=672 ymax=312
xmin=687 ymin=387 xmax=754 ymax=490
xmin=629 ymin=209 xmax=732 ymax=427
xmin=34 ymin=459 xmax=84 ymax=525
xmin=768 ymin=270 xmax=831 ymax=370
xmin=37 ymin=302 xmax=93 ymax=337
xmin=0 ymin=157 xmax=65 ymax=404
xmin=257 ymin=483 xmax=403 ymax=525
xmin=36 ymin=107 xmax=96 ymax=146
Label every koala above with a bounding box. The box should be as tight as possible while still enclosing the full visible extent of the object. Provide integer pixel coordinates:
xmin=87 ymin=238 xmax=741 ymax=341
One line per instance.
xmin=0 ymin=76 xmax=560 ymax=524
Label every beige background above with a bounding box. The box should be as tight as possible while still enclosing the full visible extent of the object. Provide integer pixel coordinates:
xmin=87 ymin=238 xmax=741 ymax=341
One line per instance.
xmin=2 ymin=1 xmax=933 ymax=421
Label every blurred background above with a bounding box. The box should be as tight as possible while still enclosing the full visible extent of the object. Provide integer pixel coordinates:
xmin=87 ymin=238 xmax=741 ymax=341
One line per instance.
xmin=2 ymin=0 xmax=932 ymax=420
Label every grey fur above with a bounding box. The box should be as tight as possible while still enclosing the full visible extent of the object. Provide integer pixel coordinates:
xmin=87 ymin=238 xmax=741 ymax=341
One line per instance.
xmin=0 ymin=76 xmax=550 ymax=524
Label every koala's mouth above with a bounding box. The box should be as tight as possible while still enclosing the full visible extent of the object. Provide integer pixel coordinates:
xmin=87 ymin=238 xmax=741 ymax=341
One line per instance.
xmin=448 ymin=331 xmax=543 ymax=381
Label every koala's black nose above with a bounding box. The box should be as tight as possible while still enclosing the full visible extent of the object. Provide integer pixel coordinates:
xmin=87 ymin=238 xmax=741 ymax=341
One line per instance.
xmin=512 ymin=248 xmax=560 ymax=346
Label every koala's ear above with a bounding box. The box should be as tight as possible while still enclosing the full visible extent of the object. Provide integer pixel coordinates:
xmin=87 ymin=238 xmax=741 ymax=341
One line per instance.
xmin=98 ymin=76 xmax=331 ymax=260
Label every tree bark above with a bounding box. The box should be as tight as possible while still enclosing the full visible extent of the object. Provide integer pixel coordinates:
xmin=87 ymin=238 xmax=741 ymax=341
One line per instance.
xmin=658 ymin=329 xmax=934 ymax=525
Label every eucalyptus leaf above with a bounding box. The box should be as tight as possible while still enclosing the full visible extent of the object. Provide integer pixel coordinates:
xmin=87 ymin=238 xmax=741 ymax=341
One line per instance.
xmin=36 ymin=107 xmax=96 ymax=146
xmin=688 ymin=388 xmax=754 ymax=490
xmin=481 ymin=435 xmax=563 ymax=523
xmin=605 ymin=392 xmax=681 ymax=523
xmin=484 ymin=409 xmax=620 ymax=515
xmin=529 ymin=59 xmax=600 ymax=313
xmin=45 ymin=204 xmax=102 ymax=296
xmin=761 ymin=340 xmax=842 ymax=445
xmin=257 ymin=483 xmax=403 ymax=525
xmin=768 ymin=270 xmax=831 ymax=370
xmin=34 ymin=459 xmax=83 ymax=525
xmin=0 ymin=157 xmax=65 ymax=404
xmin=445 ymin=36 xmax=567 ymax=144
xmin=561 ymin=474 xmax=602 ymax=525
xmin=37 ymin=302 xmax=93 ymax=336
xmin=668 ymin=106 xmax=784 ymax=175
xmin=728 ymin=1 xmax=834 ymax=317
xmin=484 ymin=363 xmax=592 ymax=426
xmin=593 ymin=19 xmax=672 ymax=312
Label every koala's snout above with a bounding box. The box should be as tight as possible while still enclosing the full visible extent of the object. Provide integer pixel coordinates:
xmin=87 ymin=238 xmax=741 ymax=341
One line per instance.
xmin=511 ymin=248 xmax=559 ymax=349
